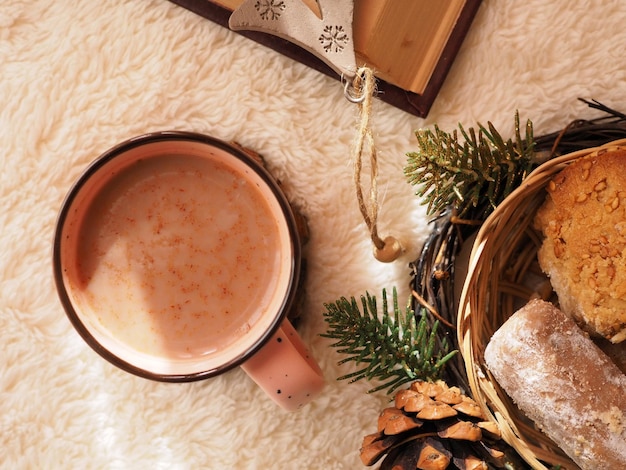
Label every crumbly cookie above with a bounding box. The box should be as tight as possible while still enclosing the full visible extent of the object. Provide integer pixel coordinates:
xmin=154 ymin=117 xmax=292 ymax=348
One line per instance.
xmin=534 ymin=147 xmax=626 ymax=343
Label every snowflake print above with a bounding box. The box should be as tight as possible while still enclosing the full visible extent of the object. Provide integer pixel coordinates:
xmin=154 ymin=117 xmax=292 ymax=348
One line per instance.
xmin=318 ymin=25 xmax=349 ymax=53
xmin=254 ymin=0 xmax=286 ymax=20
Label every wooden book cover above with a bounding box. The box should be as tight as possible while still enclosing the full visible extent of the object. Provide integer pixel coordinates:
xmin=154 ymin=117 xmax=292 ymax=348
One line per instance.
xmin=168 ymin=0 xmax=481 ymax=117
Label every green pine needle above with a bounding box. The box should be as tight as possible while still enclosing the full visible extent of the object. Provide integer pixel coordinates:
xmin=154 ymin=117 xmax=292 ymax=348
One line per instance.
xmin=321 ymin=287 xmax=457 ymax=394
xmin=404 ymin=112 xmax=536 ymax=218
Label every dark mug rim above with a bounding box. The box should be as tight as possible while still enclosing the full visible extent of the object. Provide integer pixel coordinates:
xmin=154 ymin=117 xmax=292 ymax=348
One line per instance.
xmin=52 ymin=131 xmax=301 ymax=382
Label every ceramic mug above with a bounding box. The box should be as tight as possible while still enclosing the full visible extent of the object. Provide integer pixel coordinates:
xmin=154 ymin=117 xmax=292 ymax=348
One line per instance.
xmin=53 ymin=131 xmax=324 ymax=411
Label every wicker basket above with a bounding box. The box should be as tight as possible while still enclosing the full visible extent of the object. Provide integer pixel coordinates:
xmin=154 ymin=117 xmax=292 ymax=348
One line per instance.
xmin=456 ymin=138 xmax=626 ymax=469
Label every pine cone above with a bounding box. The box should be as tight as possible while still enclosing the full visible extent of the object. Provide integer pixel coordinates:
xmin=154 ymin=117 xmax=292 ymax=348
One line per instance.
xmin=360 ymin=380 xmax=514 ymax=470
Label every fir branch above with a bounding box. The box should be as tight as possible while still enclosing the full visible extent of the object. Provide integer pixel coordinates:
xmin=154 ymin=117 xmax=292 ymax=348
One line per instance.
xmin=321 ymin=287 xmax=458 ymax=394
xmin=404 ymin=112 xmax=536 ymax=219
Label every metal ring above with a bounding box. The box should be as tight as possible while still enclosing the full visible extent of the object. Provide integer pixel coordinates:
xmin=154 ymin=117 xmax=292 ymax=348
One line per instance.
xmin=343 ymin=79 xmax=366 ymax=104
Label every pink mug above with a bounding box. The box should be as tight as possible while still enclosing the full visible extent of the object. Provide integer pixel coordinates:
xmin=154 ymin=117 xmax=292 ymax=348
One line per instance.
xmin=53 ymin=131 xmax=324 ymax=411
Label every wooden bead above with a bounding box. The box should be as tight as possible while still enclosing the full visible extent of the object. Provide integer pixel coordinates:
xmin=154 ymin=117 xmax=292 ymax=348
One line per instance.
xmin=374 ymin=235 xmax=403 ymax=262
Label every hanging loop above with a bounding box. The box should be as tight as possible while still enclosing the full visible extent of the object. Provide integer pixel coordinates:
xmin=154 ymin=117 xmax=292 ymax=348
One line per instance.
xmin=343 ymin=78 xmax=366 ymax=104
xmin=350 ymin=66 xmax=403 ymax=263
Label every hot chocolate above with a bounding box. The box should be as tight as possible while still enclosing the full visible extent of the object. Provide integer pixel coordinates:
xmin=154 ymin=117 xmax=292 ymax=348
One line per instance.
xmin=71 ymin=153 xmax=283 ymax=359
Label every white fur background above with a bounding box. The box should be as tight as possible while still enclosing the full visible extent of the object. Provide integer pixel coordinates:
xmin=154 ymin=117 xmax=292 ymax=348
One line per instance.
xmin=2 ymin=1 xmax=626 ymax=468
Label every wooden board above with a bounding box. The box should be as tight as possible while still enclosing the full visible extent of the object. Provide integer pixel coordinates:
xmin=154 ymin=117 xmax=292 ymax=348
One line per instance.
xmin=168 ymin=0 xmax=481 ymax=117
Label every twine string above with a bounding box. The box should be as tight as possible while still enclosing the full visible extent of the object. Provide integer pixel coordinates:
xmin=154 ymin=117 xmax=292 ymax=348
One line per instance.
xmin=351 ymin=67 xmax=402 ymax=262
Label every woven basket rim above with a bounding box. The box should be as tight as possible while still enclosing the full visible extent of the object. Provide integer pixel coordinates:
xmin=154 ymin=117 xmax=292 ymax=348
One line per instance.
xmin=456 ymin=138 xmax=626 ymax=469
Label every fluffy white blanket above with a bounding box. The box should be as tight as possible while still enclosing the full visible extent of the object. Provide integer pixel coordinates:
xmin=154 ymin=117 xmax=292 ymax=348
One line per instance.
xmin=2 ymin=1 xmax=626 ymax=468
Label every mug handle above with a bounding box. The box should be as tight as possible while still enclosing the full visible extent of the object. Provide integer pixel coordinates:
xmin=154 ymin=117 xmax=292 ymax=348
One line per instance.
xmin=241 ymin=319 xmax=325 ymax=411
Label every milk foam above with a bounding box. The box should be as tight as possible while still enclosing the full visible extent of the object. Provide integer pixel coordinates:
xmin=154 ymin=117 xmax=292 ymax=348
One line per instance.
xmin=66 ymin=152 xmax=289 ymax=366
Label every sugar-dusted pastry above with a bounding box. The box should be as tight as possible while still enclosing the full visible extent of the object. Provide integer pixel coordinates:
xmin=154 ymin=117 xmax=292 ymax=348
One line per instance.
xmin=484 ymin=299 xmax=626 ymax=470
xmin=534 ymin=148 xmax=626 ymax=343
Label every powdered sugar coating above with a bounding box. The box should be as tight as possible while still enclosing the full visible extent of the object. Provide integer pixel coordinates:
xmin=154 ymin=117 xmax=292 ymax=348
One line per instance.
xmin=485 ymin=299 xmax=626 ymax=469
